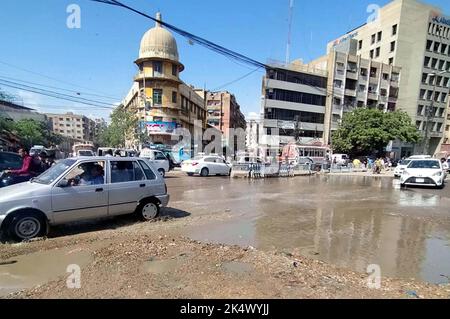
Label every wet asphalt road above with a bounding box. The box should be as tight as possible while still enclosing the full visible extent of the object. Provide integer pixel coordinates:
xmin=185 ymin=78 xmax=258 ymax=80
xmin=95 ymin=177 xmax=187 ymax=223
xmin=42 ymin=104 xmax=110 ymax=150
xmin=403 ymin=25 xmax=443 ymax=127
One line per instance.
xmin=165 ymin=172 xmax=450 ymax=284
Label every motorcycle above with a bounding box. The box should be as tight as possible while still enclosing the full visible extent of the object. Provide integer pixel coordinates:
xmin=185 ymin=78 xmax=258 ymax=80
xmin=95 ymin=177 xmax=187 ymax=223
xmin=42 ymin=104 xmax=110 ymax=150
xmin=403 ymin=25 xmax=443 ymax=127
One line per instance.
xmin=0 ymin=171 xmax=34 ymax=188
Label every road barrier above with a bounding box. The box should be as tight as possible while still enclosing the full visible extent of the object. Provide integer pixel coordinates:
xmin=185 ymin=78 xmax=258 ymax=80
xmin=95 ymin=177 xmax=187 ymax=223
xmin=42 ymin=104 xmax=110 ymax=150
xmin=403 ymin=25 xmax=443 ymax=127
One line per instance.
xmin=231 ymin=163 xmax=312 ymax=179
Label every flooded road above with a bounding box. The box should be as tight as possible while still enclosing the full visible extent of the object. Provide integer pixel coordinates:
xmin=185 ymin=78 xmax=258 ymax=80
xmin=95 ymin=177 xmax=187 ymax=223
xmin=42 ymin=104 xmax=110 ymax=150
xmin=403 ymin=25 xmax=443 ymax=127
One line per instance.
xmin=167 ymin=174 xmax=450 ymax=284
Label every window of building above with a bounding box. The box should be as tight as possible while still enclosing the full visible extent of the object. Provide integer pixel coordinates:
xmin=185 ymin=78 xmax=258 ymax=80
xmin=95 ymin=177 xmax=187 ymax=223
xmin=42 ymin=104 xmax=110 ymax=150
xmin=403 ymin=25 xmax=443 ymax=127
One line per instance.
xmin=377 ymin=31 xmax=382 ymax=42
xmin=389 ymin=57 xmax=394 ymax=65
xmin=358 ymin=40 xmax=363 ymax=50
xmin=439 ymin=108 xmax=445 ymax=117
xmin=417 ymin=105 xmax=424 ymax=116
xmin=371 ymin=34 xmax=376 ymax=45
xmin=360 ymin=68 xmax=368 ymax=76
xmin=426 ymin=40 xmax=433 ymax=51
xmin=333 ymin=97 xmax=341 ymax=105
xmin=392 ymin=24 xmax=397 ymax=36
xmin=375 ymin=47 xmax=380 ymax=57
xmin=153 ymin=89 xmax=163 ymax=105
xmin=420 ymin=89 xmax=426 ymax=100
xmin=172 ymin=64 xmax=178 ymax=76
xmin=370 ymin=50 xmax=374 ymax=59
xmin=380 ymin=88 xmax=387 ymax=96
xmin=334 ymin=79 xmax=342 ymax=88
xmin=437 ymin=76 xmax=443 ymax=86
xmin=442 ymin=93 xmax=448 ymax=103
xmin=424 ymin=56 xmax=431 ymax=68
xmin=444 ymin=77 xmax=449 ymax=87
xmin=422 ymin=73 xmax=428 ymax=84
xmin=441 ymin=44 xmax=448 ymax=55
xmin=416 ymin=121 xmax=422 ymax=130
xmin=434 ymin=42 xmax=440 ymax=53
xmin=390 ymin=41 xmax=396 ymax=52
xmin=439 ymin=60 xmax=445 ymax=70
xmin=446 ymin=61 xmax=450 ymax=71
xmin=432 ymin=58 xmax=438 ymax=69
xmin=370 ymin=67 xmax=377 ymax=77
xmin=172 ymin=91 xmax=177 ymax=103
xmin=437 ymin=123 xmax=443 ymax=132
xmin=358 ymin=84 xmax=366 ymax=92
xmin=382 ymin=73 xmax=389 ymax=80
xmin=153 ymin=61 xmax=163 ymax=76
xmin=427 ymin=90 xmax=433 ymax=100
xmin=59 ymin=118 xmax=64 ymax=121
xmin=66 ymin=118 xmax=70 ymax=121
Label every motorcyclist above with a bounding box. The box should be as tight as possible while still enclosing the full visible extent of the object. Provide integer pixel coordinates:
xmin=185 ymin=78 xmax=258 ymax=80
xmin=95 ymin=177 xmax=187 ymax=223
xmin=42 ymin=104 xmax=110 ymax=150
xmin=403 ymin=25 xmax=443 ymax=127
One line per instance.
xmin=3 ymin=148 xmax=37 ymax=183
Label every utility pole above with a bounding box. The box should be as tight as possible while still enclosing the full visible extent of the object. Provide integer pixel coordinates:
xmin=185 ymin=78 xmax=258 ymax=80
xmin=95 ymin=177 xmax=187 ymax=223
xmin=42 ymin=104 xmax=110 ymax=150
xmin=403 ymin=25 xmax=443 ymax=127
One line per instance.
xmin=286 ymin=0 xmax=294 ymax=65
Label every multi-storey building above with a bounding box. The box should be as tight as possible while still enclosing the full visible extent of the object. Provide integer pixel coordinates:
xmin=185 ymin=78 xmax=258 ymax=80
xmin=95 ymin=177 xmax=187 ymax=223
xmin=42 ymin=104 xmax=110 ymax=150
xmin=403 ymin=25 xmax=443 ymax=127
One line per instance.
xmin=205 ymin=91 xmax=246 ymax=150
xmin=309 ymin=48 xmax=401 ymax=148
xmin=328 ymin=0 xmax=450 ymax=155
xmin=260 ymin=60 xmax=328 ymax=147
xmin=122 ymin=13 xmax=207 ymax=149
xmin=46 ymin=112 xmax=96 ymax=142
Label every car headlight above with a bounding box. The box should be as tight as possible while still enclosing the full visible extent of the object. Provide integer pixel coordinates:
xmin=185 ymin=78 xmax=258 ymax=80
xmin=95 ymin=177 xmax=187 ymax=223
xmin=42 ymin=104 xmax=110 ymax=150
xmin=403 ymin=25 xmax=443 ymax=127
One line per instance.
xmin=402 ymin=170 xmax=410 ymax=176
xmin=433 ymin=171 xmax=443 ymax=177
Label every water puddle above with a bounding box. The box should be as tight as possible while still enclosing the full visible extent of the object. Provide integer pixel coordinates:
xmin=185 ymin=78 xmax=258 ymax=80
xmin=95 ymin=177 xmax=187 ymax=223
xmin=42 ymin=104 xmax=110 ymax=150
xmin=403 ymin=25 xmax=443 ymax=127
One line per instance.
xmin=0 ymin=247 xmax=92 ymax=297
xmin=184 ymin=176 xmax=450 ymax=284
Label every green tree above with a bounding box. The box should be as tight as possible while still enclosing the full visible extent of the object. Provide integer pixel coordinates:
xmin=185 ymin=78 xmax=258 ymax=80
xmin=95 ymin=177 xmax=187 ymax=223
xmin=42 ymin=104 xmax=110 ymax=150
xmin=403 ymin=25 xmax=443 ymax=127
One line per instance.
xmin=331 ymin=108 xmax=421 ymax=157
xmin=101 ymin=105 xmax=138 ymax=148
xmin=12 ymin=119 xmax=46 ymax=149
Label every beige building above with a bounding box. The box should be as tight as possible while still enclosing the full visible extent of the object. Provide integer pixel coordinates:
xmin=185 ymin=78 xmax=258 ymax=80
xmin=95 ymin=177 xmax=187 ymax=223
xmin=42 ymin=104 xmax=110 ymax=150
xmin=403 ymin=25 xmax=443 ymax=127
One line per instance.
xmin=123 ymin=13 xmax=207 ymax=149
xmin=205 ymin=91 xmax=246 ymax=151
xmin=327 ymin=0 xmax=450 ymax=155
xmin=46 ymin=112 xmax=96 ymax=142
xmin=309 ymin=49 xmax=402 ymax=151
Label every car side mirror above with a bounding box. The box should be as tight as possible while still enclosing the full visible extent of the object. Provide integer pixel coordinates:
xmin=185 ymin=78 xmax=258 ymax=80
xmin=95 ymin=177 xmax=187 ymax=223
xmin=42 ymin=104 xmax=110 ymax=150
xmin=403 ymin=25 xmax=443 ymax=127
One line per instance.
xmin=58 ymin=179 xmax=70 ymax=188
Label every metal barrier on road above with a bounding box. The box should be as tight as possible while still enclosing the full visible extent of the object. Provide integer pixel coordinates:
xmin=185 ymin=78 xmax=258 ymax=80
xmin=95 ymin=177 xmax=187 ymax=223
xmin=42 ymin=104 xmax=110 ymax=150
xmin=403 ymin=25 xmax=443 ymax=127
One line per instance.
xmin=231 ymin=163 xmax=312 ymax=179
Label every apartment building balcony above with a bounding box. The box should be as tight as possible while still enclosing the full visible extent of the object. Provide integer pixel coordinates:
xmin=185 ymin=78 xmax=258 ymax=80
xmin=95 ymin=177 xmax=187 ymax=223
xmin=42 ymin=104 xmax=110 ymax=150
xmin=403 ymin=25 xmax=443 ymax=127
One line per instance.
xmin=346 ymin=70 xmax=358 ymax=80
xmin=380 ymin=79 xmax=390 ymax=88
xmin=369 ymin=76 xmax=379 ymax=85
xmin=344 ymin=88 xmax=357 ymax=97
xmin=390 ymin=79 xmax=399 ymax=88
xmin=358 ymin=75 xmax=368 ymax=83
xmin=368 ymin=92 xmax=378 ymax=100
xmin=357 ymin=91 xmax=366 ymax=100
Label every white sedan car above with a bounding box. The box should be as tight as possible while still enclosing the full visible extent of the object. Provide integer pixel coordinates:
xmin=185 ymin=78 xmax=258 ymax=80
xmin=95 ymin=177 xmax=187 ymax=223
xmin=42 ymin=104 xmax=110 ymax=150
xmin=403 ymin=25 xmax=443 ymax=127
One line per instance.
xmin=182 ymin=156 xmax=232 ymax=177
xmin=400 ymin=159 xmax=445 ymax=189
xmin=394 ymin=159 xmax=411 ymax=177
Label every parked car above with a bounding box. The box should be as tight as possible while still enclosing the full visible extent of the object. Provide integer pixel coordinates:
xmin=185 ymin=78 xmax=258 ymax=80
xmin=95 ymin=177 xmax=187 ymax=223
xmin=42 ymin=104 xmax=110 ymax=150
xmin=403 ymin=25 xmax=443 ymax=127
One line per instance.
xmin=0 ymin=157 xmax=169 ymax=241
xmin=0 ymin=151 xmax=22 ymax=173
xmin=394 ymin=159 xmax=412 ymax=177
xmin=400 ymin=159 xmax=445 ymax=189
xmin=182 ymin=155 xmax=232 ymax=177
xmin=332 ymin=154 xmax=349 ymax=166
xmin=139 ymin=148 xmax=170 ymax=177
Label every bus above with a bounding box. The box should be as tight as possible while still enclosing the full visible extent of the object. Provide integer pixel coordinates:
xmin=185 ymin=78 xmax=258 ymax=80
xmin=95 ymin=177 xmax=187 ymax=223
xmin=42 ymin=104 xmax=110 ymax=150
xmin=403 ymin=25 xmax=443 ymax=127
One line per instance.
xmin=281 ymin=143 xmax=331 ymax=165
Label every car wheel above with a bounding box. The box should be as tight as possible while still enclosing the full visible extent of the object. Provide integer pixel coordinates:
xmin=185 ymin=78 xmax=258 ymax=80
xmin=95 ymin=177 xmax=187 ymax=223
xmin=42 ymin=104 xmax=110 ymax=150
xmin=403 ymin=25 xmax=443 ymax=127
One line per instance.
xmin=158 ymin=168 xmax=165 ymax=177
xmin=200 ymin=167 xmax=209 ymax=177
xmin=137 ymin=201 xmax=160 ymax=221
xmin=8 ymin=212 xmax=46 ymax=241
xmin=187 ymin=173 xmax=194 ymax=176
xmin=437 ymin=183 xmax=445 ymax=189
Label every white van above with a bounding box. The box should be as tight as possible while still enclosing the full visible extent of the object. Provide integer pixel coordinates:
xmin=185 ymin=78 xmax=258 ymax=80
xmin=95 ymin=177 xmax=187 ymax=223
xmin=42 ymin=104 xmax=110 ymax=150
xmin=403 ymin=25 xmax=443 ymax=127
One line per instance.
xmin=332 ymin=154 xmax=349 ymax=166
xmin=139 ymin=148 xmax=170 ymax=177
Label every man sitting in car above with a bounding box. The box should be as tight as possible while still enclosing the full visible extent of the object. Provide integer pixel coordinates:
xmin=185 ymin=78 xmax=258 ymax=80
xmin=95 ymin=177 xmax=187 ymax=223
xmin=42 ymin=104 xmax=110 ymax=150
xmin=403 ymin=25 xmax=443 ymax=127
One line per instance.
xmin=70 ymin=163 xmax=104 ymax=186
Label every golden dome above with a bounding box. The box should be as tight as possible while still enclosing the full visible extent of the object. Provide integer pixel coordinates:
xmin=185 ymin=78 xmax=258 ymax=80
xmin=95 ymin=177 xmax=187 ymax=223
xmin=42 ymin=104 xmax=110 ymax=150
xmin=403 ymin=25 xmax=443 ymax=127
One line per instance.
xmin=138 ymin=13 xmax=180 ymax=63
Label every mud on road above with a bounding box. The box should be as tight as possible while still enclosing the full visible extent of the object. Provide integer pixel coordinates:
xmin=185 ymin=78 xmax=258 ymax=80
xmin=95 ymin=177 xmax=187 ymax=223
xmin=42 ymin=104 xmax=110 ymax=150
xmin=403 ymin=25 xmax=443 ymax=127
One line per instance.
xmin=1 ymin=173 xmax=450 ymax=298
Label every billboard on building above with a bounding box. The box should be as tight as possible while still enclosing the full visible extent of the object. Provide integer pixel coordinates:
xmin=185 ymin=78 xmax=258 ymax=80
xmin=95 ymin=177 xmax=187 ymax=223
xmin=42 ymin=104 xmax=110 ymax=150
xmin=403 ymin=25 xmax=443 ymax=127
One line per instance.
xmin=142 ymin=121 xmax=178 ymax=134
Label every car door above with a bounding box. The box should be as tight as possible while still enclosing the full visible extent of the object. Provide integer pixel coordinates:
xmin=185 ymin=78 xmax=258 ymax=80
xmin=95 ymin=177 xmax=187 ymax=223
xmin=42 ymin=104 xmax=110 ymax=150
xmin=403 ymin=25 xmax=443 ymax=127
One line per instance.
xmin=108 ymin=160 xmax=148 ymax=216
xmin=154 ymin=151 xmax=169 ymax=172
xmin=51 ymin=160 xmax=108 ymax=224
xmin=215 ymin=158 xmax=229 ymax=175
xmin=203 ymin=157 xmax=216 ymax=174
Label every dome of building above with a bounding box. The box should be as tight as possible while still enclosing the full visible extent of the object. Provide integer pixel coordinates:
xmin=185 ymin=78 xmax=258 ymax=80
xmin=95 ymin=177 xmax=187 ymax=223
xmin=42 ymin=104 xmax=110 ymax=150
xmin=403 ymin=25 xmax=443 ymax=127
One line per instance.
xmin=138 ymin=13 xmax=180 ymax=63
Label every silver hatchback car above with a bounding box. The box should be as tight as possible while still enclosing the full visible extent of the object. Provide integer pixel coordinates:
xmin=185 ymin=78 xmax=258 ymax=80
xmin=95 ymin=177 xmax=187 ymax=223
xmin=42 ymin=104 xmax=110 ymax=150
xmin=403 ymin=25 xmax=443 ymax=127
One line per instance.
xmin=0 ymin=157 xmax=169 ymax=241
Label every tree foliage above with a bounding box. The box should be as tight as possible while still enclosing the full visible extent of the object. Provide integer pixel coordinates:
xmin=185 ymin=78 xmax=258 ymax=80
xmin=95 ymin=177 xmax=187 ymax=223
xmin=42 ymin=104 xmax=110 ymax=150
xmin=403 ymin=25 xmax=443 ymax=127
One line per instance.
xmin=331 ymin=108 xmax=421 ymax=157
xmin=98 ymin=106 xmax=138 ymax=148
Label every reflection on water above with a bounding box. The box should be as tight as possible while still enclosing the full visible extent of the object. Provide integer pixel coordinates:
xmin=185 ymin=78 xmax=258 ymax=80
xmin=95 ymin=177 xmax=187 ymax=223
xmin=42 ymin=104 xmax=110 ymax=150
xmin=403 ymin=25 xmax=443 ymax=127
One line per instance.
xmin=185 ymin=175 xmax=450 ymax=284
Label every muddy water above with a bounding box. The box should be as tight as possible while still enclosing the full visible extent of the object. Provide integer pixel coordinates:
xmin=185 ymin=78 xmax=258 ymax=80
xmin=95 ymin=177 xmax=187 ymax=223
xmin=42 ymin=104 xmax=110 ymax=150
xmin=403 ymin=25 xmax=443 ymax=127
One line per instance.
xmin=0 ymin=247 xmax=92 ymax=297
xmin=176 ymin=175 xmax=450 ymax=284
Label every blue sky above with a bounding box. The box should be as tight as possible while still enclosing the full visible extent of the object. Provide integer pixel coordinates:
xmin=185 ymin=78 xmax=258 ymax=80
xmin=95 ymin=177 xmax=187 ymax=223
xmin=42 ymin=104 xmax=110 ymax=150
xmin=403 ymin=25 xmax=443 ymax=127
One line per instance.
xmin=0 ymin=0 xmax=449 ymax=121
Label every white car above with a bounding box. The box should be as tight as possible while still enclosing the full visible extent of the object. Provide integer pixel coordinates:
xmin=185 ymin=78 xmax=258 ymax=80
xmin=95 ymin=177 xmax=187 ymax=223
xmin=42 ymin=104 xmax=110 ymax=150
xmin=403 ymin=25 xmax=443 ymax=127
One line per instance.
xmin=182 ymin=155 xmax=232 ymax=177
xmin=395 ymin=155 xmax=431 ymax=177
xmin=400 ymin=159 xmax=445 ymax=189
xmin=0 ymin=157 xmax=169 ymax=241
xmin=139 ymin=149 xmax=170 ymax=177
xmin=394 ymin=159 xmax=411 ymax=177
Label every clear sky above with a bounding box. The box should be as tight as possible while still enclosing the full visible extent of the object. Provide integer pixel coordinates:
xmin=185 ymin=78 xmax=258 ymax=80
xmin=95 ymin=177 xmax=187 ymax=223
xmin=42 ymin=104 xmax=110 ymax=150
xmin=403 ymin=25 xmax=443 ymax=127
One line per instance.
xmin=0 ymin=0 xmax=449 ymax=121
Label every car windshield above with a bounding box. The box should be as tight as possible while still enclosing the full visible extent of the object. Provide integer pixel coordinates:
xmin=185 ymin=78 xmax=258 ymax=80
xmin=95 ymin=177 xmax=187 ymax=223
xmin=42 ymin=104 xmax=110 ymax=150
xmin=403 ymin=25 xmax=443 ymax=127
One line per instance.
xmin=399 ymin=160 xmax=411 ymax=166
xmin=408 ymin=160 xmax=440 ymax=169
xmin=33 ymin=159 xmax=77 ymax=185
